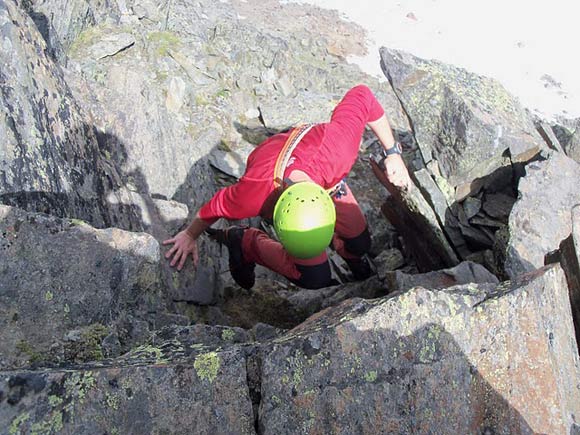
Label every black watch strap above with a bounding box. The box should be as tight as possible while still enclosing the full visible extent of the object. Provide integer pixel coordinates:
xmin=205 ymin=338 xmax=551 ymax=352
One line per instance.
xmin=377 ymin=142 xmax=402 ymax=169
xmin=384 ymin=142 xmax=402 ymax=156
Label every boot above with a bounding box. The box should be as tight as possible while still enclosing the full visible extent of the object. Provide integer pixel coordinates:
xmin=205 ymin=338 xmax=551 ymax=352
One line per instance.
xmin=206 ymin=227 xmax=256 ymax=290
xmin=345 ymin=257 xmax=373 ymax=281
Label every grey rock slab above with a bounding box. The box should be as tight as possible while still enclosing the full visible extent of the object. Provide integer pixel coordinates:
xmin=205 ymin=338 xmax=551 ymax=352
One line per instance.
xmin=482 ymin=192 xmax=517 ymax=220
xmin=372 ymin=160 xmax=459 ymax=271
xmin=553 ymin=118 xmax=580 ymax=163
xmin=505 ymin=152 xmax=580 ymax=278
xmin=380 ymin=47 xmax=545 ymax=192
xmin=536 ymin=120 xmax=565 ymax=153
xmin=258 ymin=265 xmax=580 ymax=434
xmin=19 ymin=0 xmax=95 ymax=63
xmin=546 ymin=204 xmax=580 ymax=352
xmin=0 ymin=205 xmax=168 ymax=369
xmin=208 ymin=144 xmax=256 ymax=179
xmin=86 ymin=32 xmax=135 ymax=60
xmin=150 ymin=197 xmax=189 ymax=235
xmin=463 ymin=196 xmax=482 ymax=220
xmin=374 ymin=248 xmax=406 ymax=276
xmin=413 ymin=168 xmax=469 ymax=256
xmin=0 ymin=1 xmax=140 ymax=230
xmin=258 ymin=91 xmax=337 ymax=130
xmin=460 ymin=223 xmax=494 ymax=249
xmin=0 ymin=348 xmax=255 ymax=435
xmin=470 ymin=214 xmax=506 ymax=228
xmin=384 ymin=260 xmax=499 ymax=294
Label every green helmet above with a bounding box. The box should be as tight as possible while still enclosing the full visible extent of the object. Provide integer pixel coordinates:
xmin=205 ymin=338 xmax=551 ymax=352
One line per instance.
xmin=273 ymin=181 xmax=336 ymax=259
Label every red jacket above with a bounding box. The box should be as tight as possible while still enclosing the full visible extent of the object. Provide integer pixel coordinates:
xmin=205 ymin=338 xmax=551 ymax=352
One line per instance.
xmin=198 ymin=85 xmax=385 ymax=223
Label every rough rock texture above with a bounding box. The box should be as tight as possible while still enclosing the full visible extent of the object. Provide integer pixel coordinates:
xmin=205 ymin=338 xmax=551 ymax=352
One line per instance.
xmin=0 ymin=348 xmax=255 ymax=435
xmin=40 ymin=0 xmax=409 ymax=302
xmin=546 ymin=205 xmax=580 ymax=352
xmin=60 ymin=0 xmax=407 ymax=208
xmin=258 ymin=265 xmax=580 ymax=434
xmin=553 ymin=117 xmax=580 ymax=163
xmin=371 ymin=159 xmax=459 ymax=271
xmin=3 ymin=265 xmax=578 ymax=434
xmin=380 ymin=47 xmax=545 ymax=196
xmin=0 ymin=0 xmax=140 ymax=230
xmin=504 ymin=152 xmax=580 ymax=278
xmin=3 ymin=0 xmax=580 ymax=432
xmin=413 ymin=167 xmax=469 ymax=257
xmin=0 ymin=205 xmax=177 ymax=369
xmin=383 ymin=261 xmax=499 ymax=293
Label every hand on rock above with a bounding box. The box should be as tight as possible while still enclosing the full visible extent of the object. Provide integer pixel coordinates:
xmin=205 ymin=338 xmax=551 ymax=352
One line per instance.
xmin=384 ymin=154 xmax=411 ymax=190
xmin=163 ymin=230 xmax=199 ymax=270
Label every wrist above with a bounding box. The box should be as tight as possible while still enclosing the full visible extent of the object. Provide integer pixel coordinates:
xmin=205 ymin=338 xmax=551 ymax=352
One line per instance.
xmin=378 ymin=142 xmax=402 ymax=169
xmin=383 ymin=141 xmax=402 ymax=156
xmin=185 ymin=225 xmax=197 ymax=240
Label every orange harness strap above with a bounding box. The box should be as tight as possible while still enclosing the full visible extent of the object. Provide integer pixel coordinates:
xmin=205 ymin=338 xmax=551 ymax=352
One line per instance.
xmin=273 ymin=124 xmax=314 ymax=190
xmin=272 ymin=124 xmax=345 ymax=197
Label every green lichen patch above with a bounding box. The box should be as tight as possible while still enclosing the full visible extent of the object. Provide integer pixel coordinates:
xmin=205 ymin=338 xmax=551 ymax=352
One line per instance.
xmin=15 ymin=340 xmax=46 ymax=365
xmin=147 ymin=31 xmax=181 ymax=57
xmin=29 ymin=411 xmax=64 ymax=435
xmin=9 ymin=412 xmax=30 ymax=435
xmin=194 ymin=351 xmax=221 ymax=383
xmin=64 ymin=323 xmax=109 ymax=363
xmin=127 ymin=344 xmax=168 ymax=365
xmin=68 ymin=26 xmax=103 ymax=56
xmin=48 ymin=394 xmax=63 ymax=407
xmin=105 ymin=391 xmax=121 ymax=410
xmin=221 ymin=328 xmax=236 ymax=341
xmin=364 ymin=370 xmax=378 ymax=383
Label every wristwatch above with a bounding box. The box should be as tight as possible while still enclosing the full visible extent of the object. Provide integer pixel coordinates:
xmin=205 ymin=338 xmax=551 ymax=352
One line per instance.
xmin=375 ymin=142 xmax=402 ymax=169
xmin=384 ymin=142 xmax=403 ymax=156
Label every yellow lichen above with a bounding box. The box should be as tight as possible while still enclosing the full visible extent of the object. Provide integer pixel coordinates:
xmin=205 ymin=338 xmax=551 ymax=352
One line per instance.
xmin=194 ymin=352 xmax=221 ymax=383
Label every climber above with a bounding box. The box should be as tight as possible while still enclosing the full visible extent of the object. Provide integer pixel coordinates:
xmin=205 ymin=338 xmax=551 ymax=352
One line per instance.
xmin=163 ymin=84 xmax=411 ymax=289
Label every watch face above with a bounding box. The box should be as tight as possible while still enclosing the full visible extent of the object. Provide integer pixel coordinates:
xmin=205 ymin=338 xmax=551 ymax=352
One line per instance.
xmin=385 ymin=142 xmax=402 ymax=155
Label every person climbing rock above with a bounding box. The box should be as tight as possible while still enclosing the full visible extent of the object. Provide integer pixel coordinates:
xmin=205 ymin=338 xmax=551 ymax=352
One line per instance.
xmin=163 ymin=84 xmax=411 ymax=289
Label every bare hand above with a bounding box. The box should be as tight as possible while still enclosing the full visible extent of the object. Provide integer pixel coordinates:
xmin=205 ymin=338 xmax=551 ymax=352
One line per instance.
xmin=162 ymin=230 xmax=199 ymax=270
xmin=384 ymin=154 xmax=411 ymax=189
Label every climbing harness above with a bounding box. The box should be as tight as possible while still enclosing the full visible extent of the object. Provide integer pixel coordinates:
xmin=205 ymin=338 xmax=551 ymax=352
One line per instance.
xmin=273 ymin=124 xmax=347 ymax=198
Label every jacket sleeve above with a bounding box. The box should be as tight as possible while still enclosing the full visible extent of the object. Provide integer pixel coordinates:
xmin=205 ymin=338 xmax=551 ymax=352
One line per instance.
xmin=327 ymin=84 xmax=385 ymax=145
xmin=198 ymin=177 xmax=266 ymax=222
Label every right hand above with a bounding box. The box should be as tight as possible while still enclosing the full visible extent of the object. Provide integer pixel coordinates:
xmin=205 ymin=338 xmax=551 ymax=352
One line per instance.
xmin=163 ymin=230 xmax=199 ymax=270
xmin=384 ymin=154 xmax=411 ymax=190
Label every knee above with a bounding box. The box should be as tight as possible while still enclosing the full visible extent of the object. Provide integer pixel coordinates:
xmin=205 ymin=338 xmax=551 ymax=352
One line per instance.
xmin=343 ymin=227 xmax=371 ymax=257
xmin=294 ymin=262 xmax=332 ymax=289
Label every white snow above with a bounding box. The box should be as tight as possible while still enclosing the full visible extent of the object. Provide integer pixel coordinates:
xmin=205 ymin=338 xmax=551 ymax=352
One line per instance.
xmin=288 ymin=0 xmax=579 ymax=121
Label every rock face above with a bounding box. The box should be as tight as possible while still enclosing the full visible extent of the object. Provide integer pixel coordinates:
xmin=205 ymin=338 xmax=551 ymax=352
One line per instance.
xmin=57 ymin=0 xmax=407 ymax=211
xmin=258 ymin=265 xmax=580 ymax=434
xmin=0 ymin=0 xmax=139 ymax=230
xmin=3 ymin=265 xmax=578 ymax=434
xmin=0 ymin=205 xmax=174 ymax=369
xmin=384 ymin=260 xmax=499 ymax=293
xmin=553 ymin=118 xmax=580 ymax=163
xmin=2 ymin=0 xmax=580 ymax=433
xmin=504 ymin=152 xmax=580 ymax=278
xmin=0 ymin=347 xmax=255 ymax=435
xmin=375 ymin=47 xmax=542 ymax=266
xmin=546 ymin=205 xmax=580 ymax=353
xmin=380 ymin=47 xmax=545 ymax=194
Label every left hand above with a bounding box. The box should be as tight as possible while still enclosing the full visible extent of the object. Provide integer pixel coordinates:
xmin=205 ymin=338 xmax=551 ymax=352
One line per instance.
xmin=163 ymin=230 xmax=199 ymax=270
xmin=384 ymin=154 xmax=411 ymax=189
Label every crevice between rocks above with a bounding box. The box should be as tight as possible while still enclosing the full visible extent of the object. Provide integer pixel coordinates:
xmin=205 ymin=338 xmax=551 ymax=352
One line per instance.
xmin=245 ymin=346 xmax=263 ymax=434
